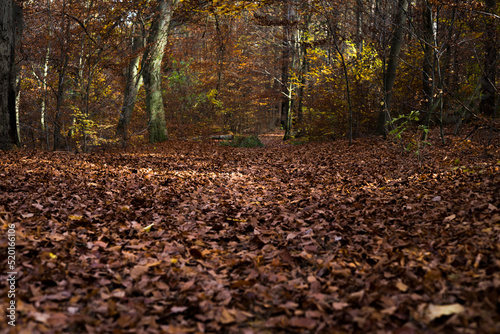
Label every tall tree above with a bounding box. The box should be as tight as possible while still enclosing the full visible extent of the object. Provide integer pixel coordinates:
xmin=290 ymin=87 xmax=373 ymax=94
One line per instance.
xmin=479 ymin=0 xmax=498 ymax=117
xmin=280 ymin=0 xmax=294 ymax=140
xmin=117 ymin=22 xmax=145 ymax=144
xmin=142 ymin=0 xmax=178 ymax=143
xmin=421 ymin=0 xmax=435 ymax=121
xmin=377 ymin=0 xmax=408 ymax=136
xmin=0 ymin=0 xmax=20 ymax=150
xmin=52 ymin=0 xmax=71 ymax=150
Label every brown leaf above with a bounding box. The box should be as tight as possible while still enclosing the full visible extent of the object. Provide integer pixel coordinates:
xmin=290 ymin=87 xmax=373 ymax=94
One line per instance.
xmin=130 ymin=265 xmax=149 ymax=280
xmin=220 ymin=308 xmax=235 ymax=324
xmin=289 ymin=317 xmax=317 ymax=330
xmin=332 ymin=302 xmax=349 ymax=311
xmin=171 ymin=306 xmax=188 ymax=313
xmin=189 ymin=247 xmax=203 ymax=259
xmin=180 ymin=279 xmax=196 ymax=292
xmin=395 ymin=280 xmax=409 ymax=292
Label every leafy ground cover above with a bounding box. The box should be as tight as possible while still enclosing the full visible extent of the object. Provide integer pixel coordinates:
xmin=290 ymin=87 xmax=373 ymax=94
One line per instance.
xmin=1 ymin=130 xmax=499 ymax=333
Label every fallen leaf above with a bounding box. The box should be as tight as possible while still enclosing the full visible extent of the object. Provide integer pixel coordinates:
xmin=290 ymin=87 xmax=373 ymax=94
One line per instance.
xmin=220 ymin=308 xmax=235 ymax=324
xmin=332 ymin=302 xmax=349 ymax=310
xmin=142 ymin=223 xmax=155 ymax=232
xmin=396 ymin=280 xmax=408 ymax=292
xmin=130 ymin=265 xmax=149 ymax=280
xmin=444 ymin=214 xmax=456 ymax=222
xmin=289 ymin=317 xmax=317 ymax=330
xmin=171 ymin=306 xmax=188 ymax=313
xmin=189 ymin=248 xmax=203 ymax=259
xmin=425 ymin=303 xmax=465 ymax=321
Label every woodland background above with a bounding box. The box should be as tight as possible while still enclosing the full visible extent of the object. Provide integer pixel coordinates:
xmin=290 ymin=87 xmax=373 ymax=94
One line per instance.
xmin=2 ymin=0 xmax=499 ymax=150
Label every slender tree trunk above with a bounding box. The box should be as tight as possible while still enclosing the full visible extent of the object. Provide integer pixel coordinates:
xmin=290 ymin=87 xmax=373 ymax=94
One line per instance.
xmin=117 ymin=23 xmax=144 ymax=143
xmin=422 ymin=0 xmax=434 ymax=123
xmin=41 ymin=45 xmax=50 ymax=134
xmin=282 ymin=0 xmax=296 ymax=141
xmin=53 ymin=55 xmax=68 ymax=150
xmin=15 ymin=74 xmax=20 ymax=142
xmin=0 ymin=0 xmax=20 ymax=150
xmin=377 ymin=0 xmax=408 ymax=136
xmin=296 ymin=29 xmax=308 ymax=129
xmin=53 ymin=0 xmax=70 ymax=150
xmin=281 ymin=18 xmax=291 ymax=138
xmin=142 ymin=0 xmax=177 ymax=143
xmin=38 ymin=0 xmax=53 ymax=149
xmin=321 ymin=0 xmax=354 ymax=144
xmin=356 ymin=0 xmax=363 ymax=56
xmin=479 ymin=0 xmax=498 ymax=117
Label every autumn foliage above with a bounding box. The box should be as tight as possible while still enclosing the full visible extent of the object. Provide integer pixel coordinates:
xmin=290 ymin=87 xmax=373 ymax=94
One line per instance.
xmin=1 ymin=0 xmax=499 ymax=332
xmin=12 ymin=0 xmax=499 ymax=149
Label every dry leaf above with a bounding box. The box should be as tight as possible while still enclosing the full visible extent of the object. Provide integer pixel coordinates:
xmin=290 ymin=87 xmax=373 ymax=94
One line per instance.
xmin=396 ymin=280 xmax=409 ymax=292
xmin=425 ymin=303 xmax=465 ymax=321
xmin=220 ymin=308 xmax=235 ymax=324
xmin=130 ymin=265 xmax=149 ymax=280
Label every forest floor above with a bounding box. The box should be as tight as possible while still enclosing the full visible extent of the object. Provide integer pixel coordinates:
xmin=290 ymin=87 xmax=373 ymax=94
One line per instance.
xmin=1 ymin=127 xmax=499 ymax=333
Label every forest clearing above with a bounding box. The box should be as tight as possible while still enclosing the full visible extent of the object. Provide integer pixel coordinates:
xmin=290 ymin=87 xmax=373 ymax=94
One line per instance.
xmin=1 ymin=128 xmax=499 ymax=333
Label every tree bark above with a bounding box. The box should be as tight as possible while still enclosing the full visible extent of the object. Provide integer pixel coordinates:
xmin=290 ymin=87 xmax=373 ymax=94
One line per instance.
xmin=0 ymin=0 xmax=19 ymax=150
xmin=142 ymin=0 xmax=177 ymax=143
xmin=282 ymin=0 xmax=297 ymax=141
xmin=356 ymin=0 xmax=363 ymax=56
xmin=377 ymin=0 xmax=408 ymax=136
xmin=117 ymin=23 xmax=144 ymax=143
xmin=53 ymin=0 xmax=70 ymax=150
xmin=421 ymin=0 xmax=434 ymax=121
xmin=479 ymin=0 xmax=498 ymax=117
xmin=280 ymin=4 xmax=291 ymax=139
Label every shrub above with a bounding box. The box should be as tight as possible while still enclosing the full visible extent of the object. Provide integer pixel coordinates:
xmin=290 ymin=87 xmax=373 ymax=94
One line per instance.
xmin=221 ymin=135 xmax=264 ymax=148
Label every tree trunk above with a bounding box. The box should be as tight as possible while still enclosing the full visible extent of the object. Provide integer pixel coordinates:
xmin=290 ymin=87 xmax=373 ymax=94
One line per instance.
xmin=280 ymin=15 xmax=291 ymax=139
xmin=53 ymin=0 xmax=70 ymax=151
xmin=142 ymin=0 xmax=177 ymax=143
xmin=356 ymin=0 xmax=363 ymax=56
xmin=117 ymin=23 xmax=144 ymax=144
xmin=296 ymin=31 xmax=308 ymax=128
xmin=377 ymin=0 xmax=408 ymax=136
xmin=282 ymin=0 xmax=296 ymax=141
xmin=421 ymin=0 xmax=434 ymax=123
xmin=479 ymin=0 xmax=498 ymax=117
xmin=0 ymin=0 xmax=19 ymax=150
xmin=53 ymin=56 xmax=68 ymax=151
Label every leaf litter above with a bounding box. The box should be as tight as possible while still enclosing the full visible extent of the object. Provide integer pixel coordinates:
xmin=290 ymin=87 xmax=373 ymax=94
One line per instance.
xmin=0 ymin=134 xmax=499 ymax=333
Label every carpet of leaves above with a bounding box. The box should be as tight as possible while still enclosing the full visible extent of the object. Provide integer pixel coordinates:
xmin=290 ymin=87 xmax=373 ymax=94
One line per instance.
xmin=1 ymin=132 xmax=499 ymax=334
